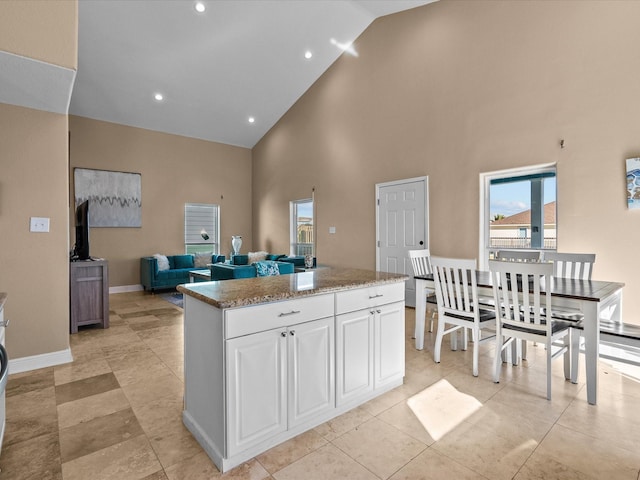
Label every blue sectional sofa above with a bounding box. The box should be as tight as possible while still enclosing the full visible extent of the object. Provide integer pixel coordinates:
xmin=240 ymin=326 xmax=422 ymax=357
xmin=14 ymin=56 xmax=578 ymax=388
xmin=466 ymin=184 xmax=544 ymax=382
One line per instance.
xmin=141 ymin=254 xmax=225 ymax=292
xmin=209 ymin=253 xmax=303 ymax=280
xmin=209 ymin=261 xmax=294 ymax=280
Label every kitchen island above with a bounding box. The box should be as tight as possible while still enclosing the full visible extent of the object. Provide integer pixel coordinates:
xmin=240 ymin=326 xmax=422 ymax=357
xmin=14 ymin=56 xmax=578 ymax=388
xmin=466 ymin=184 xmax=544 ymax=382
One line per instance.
xmin=178 ymin=267 xmax=407 ymax=473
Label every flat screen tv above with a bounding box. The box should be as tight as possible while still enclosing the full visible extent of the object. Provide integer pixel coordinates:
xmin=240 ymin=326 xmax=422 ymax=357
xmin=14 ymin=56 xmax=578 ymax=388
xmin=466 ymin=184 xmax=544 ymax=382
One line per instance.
xmin=72 ymin=200 xmax=90 ymax=261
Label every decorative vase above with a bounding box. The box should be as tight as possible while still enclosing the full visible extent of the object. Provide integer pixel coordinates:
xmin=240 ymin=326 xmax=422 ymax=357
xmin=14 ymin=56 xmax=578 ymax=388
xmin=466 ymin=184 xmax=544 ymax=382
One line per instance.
xmin=231 ymin=236 xmax=242 ymax=256
xmin=304 ymin=254 xmax=314 ymax=268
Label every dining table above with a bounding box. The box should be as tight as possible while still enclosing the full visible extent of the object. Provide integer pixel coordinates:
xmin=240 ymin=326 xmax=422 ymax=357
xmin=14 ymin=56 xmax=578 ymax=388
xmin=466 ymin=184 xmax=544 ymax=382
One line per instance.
xmin=414 ymin=271 xmax=625 ymax=405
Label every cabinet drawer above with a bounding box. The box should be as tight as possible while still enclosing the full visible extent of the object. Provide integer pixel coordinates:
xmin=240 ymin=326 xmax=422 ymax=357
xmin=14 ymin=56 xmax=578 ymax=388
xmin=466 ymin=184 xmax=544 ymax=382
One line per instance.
xmin=225 ymin=294 xmax=333 ymax=339
xmin=335 ymin=282 xmax=404 ymax=315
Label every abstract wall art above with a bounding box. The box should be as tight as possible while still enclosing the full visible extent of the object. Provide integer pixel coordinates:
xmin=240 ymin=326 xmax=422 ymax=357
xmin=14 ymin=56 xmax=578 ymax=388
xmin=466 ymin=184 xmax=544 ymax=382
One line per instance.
xmin=626 ymin=158 xmax=640 ymax=210
xmin=74 ymin=168 xmax=142 ymax=227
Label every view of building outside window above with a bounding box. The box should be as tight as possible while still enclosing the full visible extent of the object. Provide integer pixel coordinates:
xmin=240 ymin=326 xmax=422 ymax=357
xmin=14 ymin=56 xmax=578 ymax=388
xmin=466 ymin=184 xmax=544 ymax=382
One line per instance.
xmin=489 ymin=175 xmax=556 ymax=250
xmin=292 ymin=200 xmax=314 ymax=255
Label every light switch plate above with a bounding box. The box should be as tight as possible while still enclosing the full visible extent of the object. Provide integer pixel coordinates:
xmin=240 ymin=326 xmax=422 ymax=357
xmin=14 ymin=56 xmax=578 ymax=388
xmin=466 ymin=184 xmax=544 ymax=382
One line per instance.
xmin=30 ymin=217 xmax=50 ymax=232
xmin=329 ymin=226 xmax=336 ymax=234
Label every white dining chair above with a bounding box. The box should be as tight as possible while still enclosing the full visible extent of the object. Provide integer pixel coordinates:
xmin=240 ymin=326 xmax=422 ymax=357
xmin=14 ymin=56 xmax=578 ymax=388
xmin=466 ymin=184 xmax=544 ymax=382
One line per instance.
xmin=409 ymin=249 xmax=437 ymax=334
xmin=431 ymin=256 xmax=496 ymax=377
xmin=542 ymin=252 xmax=596 ymax=382
xmin=489 ymin=259 xmax=575 ymax=400
xmin=492 ymin=250 xmax=541 ymax=360
xmin=542 ymin=252 xmax=595 ymax=280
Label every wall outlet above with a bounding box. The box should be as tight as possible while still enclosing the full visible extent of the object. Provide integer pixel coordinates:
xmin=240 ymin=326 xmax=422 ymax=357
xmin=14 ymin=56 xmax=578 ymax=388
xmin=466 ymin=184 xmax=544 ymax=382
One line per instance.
xmin=329 ymin=226 xmax=336 ymax=234
xmin=30 ymin=217 xmax=50 ymax=232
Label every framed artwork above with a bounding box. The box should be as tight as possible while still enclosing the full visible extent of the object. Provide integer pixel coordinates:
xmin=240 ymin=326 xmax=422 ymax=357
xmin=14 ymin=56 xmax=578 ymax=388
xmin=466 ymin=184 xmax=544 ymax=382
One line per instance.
xmin=626 ymin=158 xmax=640 ymax=210
xmin=74 ymin=168 xmax=142 ymax=227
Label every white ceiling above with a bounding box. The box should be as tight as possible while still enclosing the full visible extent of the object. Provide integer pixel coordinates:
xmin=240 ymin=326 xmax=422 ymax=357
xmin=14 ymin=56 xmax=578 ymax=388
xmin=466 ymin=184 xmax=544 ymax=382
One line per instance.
xmin=67 ymin=0 xmax=435 ymax=148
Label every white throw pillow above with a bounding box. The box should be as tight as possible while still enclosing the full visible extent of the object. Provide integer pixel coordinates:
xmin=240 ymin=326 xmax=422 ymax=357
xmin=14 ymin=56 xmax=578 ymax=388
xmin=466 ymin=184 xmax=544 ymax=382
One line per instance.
xmin=194 ymin=252 xmax=212 ymax=268
xmin=248 ymin=251 xmax=268 ymax=264
xmin=153 ymin=254 xmax=170 ymax=271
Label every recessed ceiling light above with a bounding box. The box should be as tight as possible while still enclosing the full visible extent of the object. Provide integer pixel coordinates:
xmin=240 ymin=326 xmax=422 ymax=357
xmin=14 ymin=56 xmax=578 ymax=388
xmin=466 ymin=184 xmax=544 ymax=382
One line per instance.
xmin=154 ymin=93 xmax=164 ymax=101
xmin=304 ymin=50 xmax=313 ymax=60
xmin=248 ymin=117 xmax=255 ymax=124
xmin=194 ymin=2 xmax=205 ymax=13
xmin=330 ymin=38 xmax=358 ymax=57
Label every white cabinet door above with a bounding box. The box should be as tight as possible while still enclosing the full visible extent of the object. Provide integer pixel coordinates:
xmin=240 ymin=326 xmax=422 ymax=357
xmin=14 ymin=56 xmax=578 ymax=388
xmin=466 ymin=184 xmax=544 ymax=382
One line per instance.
xmin=374 ymin=301 xmax=405 ymax=389
xmin=288 ymin=317 xmax=335 ymax=427
xmin=226 ymin=328 xmax=287 ymax=457
xmin=336 ymin=309 xmax=374 ymax=406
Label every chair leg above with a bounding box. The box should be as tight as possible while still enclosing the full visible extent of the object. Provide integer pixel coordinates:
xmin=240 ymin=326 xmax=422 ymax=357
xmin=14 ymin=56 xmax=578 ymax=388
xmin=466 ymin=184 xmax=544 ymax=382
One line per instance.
xmin=472 ymin=327 xmax=479 ymax=377
xmin=429 ymin=311 xmax=437 ymax=333
xmin=513 ymin=341 xmax=521 ymax=366
xmin=434 ymin=320 xmax=445 ymax=364
xmin=493 ymin=333 xmax=503 ymax=383
xmin=511 ymin=338 xmax=518 ymax=366
xmin=450 ymin=327 xmax=458 ymax=351
xmin=546 ymin=340 xmax=553 ymax=400
xmin=563 ymin=332 xmax=571 ymax=381
xmin=570 ymin=328 xmax=580 ymax=384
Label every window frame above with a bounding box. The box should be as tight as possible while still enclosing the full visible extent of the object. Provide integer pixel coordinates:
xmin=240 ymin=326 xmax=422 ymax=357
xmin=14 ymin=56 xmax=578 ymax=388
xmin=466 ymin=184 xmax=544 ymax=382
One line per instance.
xmin=479 ymin=163 xmax=556 ymax=270
xmin=289 ymin=198 xmax=314 ymax=257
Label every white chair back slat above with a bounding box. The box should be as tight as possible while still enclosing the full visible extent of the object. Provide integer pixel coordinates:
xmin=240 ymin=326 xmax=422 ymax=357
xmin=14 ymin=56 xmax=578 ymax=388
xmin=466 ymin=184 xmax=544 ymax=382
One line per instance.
xmin=542 ymin=252 xmax=595 ymax=281
xmin=409 ymin=249 xmax=433 ymax=277
xmin=432 ymin=257 xmax=478 ymax=319
xmin=453 ymin=266 xmax=466 ymax=312
xmin=409 ymin=249 xmax=438 ymax=339
xmin=489 ymin=260 xmax=552 ymax=334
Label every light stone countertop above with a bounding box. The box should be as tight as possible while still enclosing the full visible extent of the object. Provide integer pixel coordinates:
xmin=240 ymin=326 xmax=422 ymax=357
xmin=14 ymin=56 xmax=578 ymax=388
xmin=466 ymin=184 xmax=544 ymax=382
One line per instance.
xmin=177 ymin=267 xmax=408 ymax=309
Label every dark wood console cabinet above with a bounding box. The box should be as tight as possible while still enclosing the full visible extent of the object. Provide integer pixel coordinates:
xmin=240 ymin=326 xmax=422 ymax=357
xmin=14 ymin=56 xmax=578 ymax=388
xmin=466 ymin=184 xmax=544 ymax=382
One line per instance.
xmin=70 ymin=259 xmax=109 ymax=334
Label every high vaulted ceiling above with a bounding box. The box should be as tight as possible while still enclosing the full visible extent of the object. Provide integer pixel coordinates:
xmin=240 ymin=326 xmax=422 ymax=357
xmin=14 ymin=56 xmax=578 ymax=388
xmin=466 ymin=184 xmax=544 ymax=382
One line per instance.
xmin=68 ymin=0 xmax=435 ymax=148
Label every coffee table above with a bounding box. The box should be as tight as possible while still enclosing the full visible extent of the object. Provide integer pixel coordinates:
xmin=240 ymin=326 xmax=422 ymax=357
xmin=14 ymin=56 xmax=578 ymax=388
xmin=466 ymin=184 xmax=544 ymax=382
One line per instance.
xmin=189 ymin=269 xmax=211 ymax=282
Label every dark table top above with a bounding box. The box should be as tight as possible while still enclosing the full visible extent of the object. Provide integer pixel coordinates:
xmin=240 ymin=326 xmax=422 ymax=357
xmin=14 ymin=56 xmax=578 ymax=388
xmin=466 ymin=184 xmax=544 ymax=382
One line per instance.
xmin=415 ymin=272 xmax=624 ymax=302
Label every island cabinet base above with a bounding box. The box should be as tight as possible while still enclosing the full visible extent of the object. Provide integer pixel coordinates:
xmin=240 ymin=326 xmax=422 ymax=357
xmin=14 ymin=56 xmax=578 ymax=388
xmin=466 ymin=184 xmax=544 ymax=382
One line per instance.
xmin=184 ymin=376 xmax=403 ymax=473
xmin=182 ymin=280 xmax=405 ymax=473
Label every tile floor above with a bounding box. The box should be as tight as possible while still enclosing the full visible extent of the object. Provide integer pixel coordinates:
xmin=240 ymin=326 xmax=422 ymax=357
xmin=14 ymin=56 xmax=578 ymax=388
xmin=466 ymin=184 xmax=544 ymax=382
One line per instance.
xmin=2 ymin=291 xmax=640 ymax=479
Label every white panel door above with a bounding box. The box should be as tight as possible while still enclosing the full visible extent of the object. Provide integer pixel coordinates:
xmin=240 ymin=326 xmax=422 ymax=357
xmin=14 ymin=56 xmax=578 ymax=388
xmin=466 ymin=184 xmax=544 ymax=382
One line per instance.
xmin=288 ymin=317 xmax=335 ymax=427
xmin=377 ymin=177 xmax=428 ymax=306
xmin=336 ymin=309 xmax=374 ymax=406
xmin=226 ymin=329 xmax=287 ymax=456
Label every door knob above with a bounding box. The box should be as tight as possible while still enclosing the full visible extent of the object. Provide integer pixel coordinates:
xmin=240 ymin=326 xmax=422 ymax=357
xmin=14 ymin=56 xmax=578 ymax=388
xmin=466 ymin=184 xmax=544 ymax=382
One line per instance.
xmin=419 ymin=241 xmax=424 ymax=245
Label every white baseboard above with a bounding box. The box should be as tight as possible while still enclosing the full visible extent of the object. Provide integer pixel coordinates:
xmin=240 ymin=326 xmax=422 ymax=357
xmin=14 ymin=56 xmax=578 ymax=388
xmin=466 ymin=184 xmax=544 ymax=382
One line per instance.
xmin=9 ymin=348 xmax=73 ymax=375
xmin=109 ymin=284 xmax=144 ymax=294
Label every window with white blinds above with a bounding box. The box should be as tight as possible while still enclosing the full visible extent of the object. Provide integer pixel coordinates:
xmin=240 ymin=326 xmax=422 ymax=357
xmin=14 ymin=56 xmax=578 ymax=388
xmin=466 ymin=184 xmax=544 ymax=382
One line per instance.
xmin=184 ymin=203 xmax=219 ymax=254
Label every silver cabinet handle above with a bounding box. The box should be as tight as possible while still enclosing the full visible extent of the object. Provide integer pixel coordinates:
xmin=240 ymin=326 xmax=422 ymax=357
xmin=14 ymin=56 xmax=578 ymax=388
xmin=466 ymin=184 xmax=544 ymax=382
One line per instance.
xmin=278 ymin=310 xmax=301 ymax=317
xmin=368 ymin=294 xmax=383 ymax=299
xmin=0 ymin=319 xmax=8 ymax=328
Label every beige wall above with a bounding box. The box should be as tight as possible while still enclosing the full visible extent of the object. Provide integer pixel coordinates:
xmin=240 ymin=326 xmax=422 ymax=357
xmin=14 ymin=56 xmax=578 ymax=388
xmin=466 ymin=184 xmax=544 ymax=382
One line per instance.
xmin=0 ymin=0 xmax=77 ymax=69
xmin=0 ymin=104 xmax=71 ymax=358
xmin=69 ymin=117 xmax=253 ymax=287
xmin=0 ymin=1 xmax=76 ymax=360
xmin=253 ymin=0 xmax=640 ymax=322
